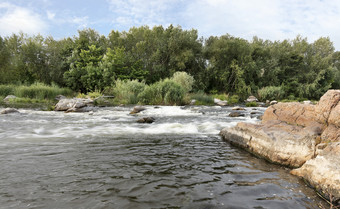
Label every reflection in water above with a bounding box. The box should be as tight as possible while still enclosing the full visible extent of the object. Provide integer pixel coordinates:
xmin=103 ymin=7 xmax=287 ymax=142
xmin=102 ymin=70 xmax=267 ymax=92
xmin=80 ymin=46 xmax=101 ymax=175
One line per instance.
xmin=0 ymin=106 xmax=326 ymax=208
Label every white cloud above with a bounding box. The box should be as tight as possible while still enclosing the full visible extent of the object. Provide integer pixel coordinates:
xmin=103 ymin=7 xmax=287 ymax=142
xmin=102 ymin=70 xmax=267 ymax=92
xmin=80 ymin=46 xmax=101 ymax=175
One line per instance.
xmin=0 ymin=2 xmax=47 ymax=36
xmin=106 ymin=0 xmax=181 ymax=28
xmin=183 ymin=0 xmax=340 ymax=48
xmin=71 ymin=16 xmax=89 ymax=29
xmin=46 ymin=11 xmax=55 ymax=20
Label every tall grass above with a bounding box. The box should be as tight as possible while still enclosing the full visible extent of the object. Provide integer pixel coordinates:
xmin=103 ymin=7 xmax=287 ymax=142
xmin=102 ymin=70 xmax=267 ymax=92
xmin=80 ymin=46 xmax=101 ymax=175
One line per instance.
xmin=138 ymin=79 xmax=185 ymax=105
xmin=257 ymin=86 xmax=285 ymax=101
xmin=113 ymin=79 xmax=146 ymax=104
xmin=190 ymin=92 xmax=214 ymax=105
xmin=0 ymin=83 xmax=74 ymax=100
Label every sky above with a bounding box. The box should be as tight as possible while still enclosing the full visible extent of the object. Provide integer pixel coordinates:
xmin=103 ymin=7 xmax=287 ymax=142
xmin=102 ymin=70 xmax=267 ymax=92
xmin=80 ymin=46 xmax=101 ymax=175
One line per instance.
xmin=1 ymin=0 xmax=340 ymax=50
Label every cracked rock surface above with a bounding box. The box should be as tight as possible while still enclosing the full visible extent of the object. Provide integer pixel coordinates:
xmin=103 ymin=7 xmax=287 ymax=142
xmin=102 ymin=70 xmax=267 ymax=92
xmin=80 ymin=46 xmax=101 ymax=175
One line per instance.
xmin=220 ymin=89 xmax=340 ymax=203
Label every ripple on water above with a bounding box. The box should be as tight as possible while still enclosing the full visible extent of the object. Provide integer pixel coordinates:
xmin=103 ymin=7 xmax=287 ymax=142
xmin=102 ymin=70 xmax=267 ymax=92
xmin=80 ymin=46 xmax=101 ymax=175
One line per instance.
xmin=0 ymin=106 xmax=327 ymax=208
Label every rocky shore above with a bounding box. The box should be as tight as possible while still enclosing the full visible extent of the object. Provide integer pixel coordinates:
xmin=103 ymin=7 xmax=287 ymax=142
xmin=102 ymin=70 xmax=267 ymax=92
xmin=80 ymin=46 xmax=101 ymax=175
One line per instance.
xmin=220 ymin=90 xmax=340 ymax=205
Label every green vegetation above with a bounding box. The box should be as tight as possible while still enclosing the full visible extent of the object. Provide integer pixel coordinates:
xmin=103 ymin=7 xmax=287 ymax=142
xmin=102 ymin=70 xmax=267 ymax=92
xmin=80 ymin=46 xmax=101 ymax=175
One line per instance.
xmin=190 ymin=92 xmax=214 ymax=105
xmin=257 ymin=86 xmax=285 ymax=101
xmin=0 ymin=83 xmax=74 ymax=109
xmin=246 ymin=101 xmax=258 ymax=107
xmin=0 ymin=26 xmax=339 ymax=105
xmin=0 ymin=83 xmax=74 ymax=100
xmin=227 ymin=95 xmax=240 ymax=105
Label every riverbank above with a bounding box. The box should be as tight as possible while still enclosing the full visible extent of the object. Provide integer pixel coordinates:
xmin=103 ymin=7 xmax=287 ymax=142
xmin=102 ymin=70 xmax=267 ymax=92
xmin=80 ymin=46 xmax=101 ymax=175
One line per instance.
xmin=220 ymin=90 xmax=340 ymax=207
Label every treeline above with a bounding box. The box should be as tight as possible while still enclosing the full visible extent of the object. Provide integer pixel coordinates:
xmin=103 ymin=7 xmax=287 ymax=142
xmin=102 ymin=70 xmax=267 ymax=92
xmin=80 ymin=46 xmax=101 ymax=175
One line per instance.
xmin=0 ymin=25 xmax=339 ymax=100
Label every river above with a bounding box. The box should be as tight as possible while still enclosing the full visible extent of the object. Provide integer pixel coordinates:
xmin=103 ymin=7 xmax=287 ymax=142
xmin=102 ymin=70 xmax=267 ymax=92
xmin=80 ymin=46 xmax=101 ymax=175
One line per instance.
xmin=0 ymin=106 xmax=327 ymax=208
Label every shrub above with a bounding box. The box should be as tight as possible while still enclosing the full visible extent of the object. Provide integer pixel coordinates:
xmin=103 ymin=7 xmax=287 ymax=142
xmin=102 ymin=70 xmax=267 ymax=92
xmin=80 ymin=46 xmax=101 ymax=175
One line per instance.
xmin=138 ymin=79 xmax=185 ymax=105
xmin=246 ymin=101 xmax=258 ymax=107
xmin=227 ymin=95 xmax=240 ymax=105
xmin=0 ymin=85 xmax=15 ymax=96
xmin=171 ymin=71 xmax=194 ymax=93
xmin=257 ymin=86 xmax=285 ymax=101
xmin=113 ymin=79 xmax=146 ymax=104
xmin=138 ymin=84 xmax=162 ymax=105
xmin=212 ymin=93 xmax=228 ymax=101
xmin=190 ymin=92 xmax=214 ymax=105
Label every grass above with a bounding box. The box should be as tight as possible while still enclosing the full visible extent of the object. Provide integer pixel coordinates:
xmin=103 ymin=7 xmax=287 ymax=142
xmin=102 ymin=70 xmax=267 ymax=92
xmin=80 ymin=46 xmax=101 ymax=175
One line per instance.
xmin=0 ymin=83 xmax=75 ymax=110
xmin=0 ymin=83 xmax=74 ymax=100
xmin=190 ymin=92 xmax=214 ymax=105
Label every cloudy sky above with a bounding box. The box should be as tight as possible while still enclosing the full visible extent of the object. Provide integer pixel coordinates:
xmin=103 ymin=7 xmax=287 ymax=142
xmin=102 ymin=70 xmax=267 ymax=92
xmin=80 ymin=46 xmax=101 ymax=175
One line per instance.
xmin=1 ymin=0 xmax=340 ymax=49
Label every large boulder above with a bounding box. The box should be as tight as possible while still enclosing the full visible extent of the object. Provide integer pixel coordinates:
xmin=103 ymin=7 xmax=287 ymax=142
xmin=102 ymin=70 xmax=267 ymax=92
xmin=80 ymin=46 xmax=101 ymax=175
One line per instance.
xmin=291 ymin=142 xmax=340 ymax=204
xmin=315 ymin=89 xmax=340 ymax=124
xmin=220 ymin=120 xmax=321 ymax=167
xmin=220 ymin=89 xmax=340 ymax=202
xmin=55 ymin=98 xmax=94 ymax=112
xmin=262 ymin=102 xmax=318 ymax=127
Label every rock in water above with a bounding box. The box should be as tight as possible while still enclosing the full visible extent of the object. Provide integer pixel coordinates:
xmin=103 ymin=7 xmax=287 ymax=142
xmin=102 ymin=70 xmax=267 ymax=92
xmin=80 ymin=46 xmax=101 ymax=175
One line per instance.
xmin=130 ymin=106 xmax=146 ymax=114
xmin=137 ymin=117 xmax=155 ymax=123
xmin=246 ymin=95 xmax=258 ymax=103
xmin=214 ymin=98 xmax=228 ymax=106
xmin=220 ymin=89 xmax=340 ymax=202
xmin=232 ymin=106 xmax=245 ymax=110
xmin=0 ymin=108 xmax=19 ymax=114
xmin=216 ymin=101 xmax=228 ymax=106
xmin=54 ymin=98 xmax=94 ymax=112
xmin=228 ymin=112 xmax=245 ymax=117
xmin=220 ymin=120 xmax=321 ymax=167
xmin=291 ymin=142 xmax=340 ymax=204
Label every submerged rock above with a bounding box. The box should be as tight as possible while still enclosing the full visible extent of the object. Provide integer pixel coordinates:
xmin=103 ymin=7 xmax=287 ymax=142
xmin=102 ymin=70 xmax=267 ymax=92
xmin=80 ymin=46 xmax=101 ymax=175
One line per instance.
xmin=220 ymin=89 xmax=340 ymax=202
xmin=130 ymin=106 xmax=146 ymax=114
xmin=137 ymin=117 xmax=155 ymax=123
xmin=0 ymin=108 xmax=19 ymax=114
xmin=228 ymin=112 xmax=245 ymax=117
xmin=232 ymin=106 xmax=245 ymax=111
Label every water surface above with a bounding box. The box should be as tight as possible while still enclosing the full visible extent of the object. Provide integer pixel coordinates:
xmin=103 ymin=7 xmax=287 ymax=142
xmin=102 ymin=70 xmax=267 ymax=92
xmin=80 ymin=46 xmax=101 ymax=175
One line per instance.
xmin=0 ymin=106 xmax=326 ymax=208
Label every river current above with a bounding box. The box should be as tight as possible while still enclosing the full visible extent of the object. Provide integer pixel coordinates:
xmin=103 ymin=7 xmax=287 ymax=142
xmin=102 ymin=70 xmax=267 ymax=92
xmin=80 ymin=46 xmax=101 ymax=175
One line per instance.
xmin=0 ymin=106 xmax=327 ymax=208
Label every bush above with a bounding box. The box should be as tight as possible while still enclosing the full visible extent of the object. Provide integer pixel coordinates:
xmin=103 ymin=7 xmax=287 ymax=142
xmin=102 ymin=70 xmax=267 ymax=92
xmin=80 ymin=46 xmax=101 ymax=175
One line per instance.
xmin=190 ymin=92 xmax=214 ymax=105
xmin=246 ymin=101 xmax=258 ymax=107
xmin=138 ymin=79 xmax=185 ymax=105
xmin=137 ymin=84 xmax=162 ymax=105
xmin=113 ymin=79 xmax=146 ymax=104
xmin=171 ymin=71 xmax=194 ymax=93
xmin=227 ymin=95 xmax=239 ymax=105
xmin=257 ymin=86 xmax=285 ymax=101
xmin=212 ymin=93 xmax=228 ymax=101
xmin=0 ymin=85 xmax=15 ymax=96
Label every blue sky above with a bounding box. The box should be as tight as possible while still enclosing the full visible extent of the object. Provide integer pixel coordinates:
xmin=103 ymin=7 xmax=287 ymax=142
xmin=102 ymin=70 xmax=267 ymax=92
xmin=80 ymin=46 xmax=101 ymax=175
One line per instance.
xmin=1 ymin=0 xmax=340 ymax=50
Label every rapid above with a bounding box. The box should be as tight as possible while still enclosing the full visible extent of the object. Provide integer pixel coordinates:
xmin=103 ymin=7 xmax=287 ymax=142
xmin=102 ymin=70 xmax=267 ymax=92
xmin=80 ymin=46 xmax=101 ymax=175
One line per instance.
xmin=0 ymin=106 xmax=327 ymax=208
